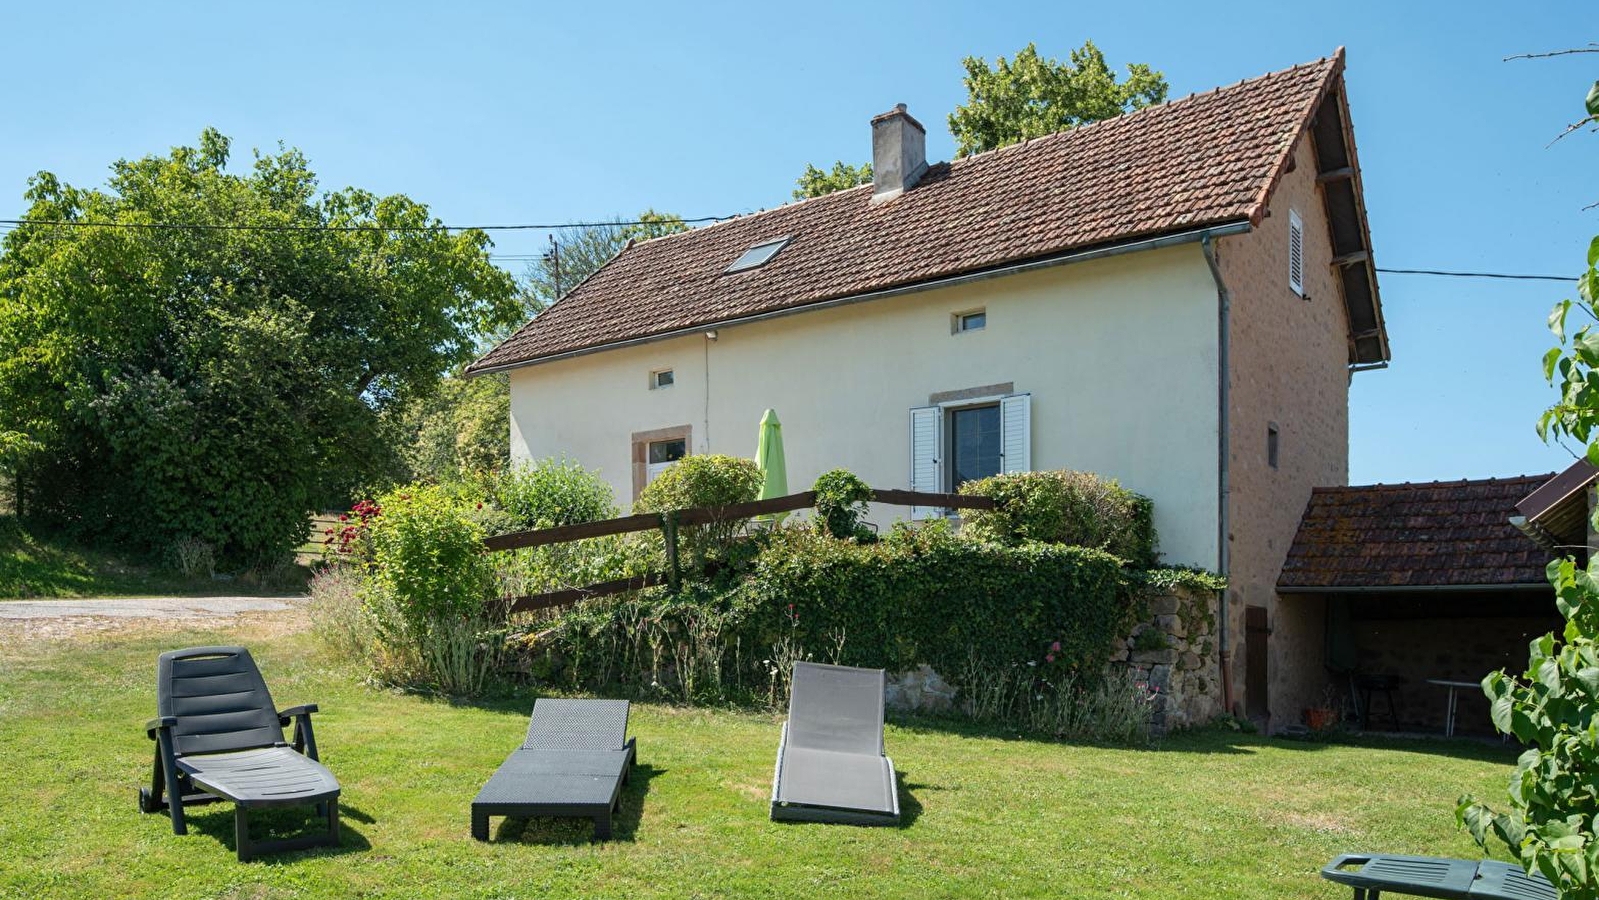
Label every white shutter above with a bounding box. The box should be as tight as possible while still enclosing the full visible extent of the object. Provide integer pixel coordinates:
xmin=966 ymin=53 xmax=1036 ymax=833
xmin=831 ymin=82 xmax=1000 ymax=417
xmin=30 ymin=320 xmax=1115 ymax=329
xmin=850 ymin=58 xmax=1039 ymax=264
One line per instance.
xmin=1000 ymin=393 xmax=1032 ymax=474
xmin=1287 ymin=208 xmax=1305 ymax=297
xmin=909 ymin=405 xmax=942 ymax=519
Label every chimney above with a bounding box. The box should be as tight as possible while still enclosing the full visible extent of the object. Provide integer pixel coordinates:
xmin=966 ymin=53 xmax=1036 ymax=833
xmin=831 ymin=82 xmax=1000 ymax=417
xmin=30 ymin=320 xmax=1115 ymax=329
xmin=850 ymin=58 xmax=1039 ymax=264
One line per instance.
xmin=871 ymin=103 xmax=927 ymax=202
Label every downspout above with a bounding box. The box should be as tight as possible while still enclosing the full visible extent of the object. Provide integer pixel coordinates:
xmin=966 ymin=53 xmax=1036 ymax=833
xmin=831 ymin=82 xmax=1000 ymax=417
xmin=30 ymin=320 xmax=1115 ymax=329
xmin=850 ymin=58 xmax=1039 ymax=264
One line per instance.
xmin=1201 ymin=232 xmax=1236 ymax=716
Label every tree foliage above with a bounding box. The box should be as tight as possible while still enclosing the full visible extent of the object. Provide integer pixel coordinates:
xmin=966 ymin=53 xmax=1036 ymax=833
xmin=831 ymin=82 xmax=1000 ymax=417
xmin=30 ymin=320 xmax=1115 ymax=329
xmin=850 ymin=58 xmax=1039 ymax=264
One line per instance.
xmin=792 ymin=161 xmax=872 ymax=200
xmin=515 ymin=208 xmax=688 ymax=318
xmin=396 ymin=371 xmax=511 ymax=484
xmin=0 ymin=129 xmax=521 ymax=564
xmin=948 ymin=40 xmax=1168 ymax=157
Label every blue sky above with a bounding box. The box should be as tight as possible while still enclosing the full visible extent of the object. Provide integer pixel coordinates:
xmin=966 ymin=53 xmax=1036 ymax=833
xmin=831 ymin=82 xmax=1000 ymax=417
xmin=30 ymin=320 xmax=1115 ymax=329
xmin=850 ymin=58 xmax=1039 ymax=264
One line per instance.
xmin=1 ymin=1 xmax=1592 ymax=484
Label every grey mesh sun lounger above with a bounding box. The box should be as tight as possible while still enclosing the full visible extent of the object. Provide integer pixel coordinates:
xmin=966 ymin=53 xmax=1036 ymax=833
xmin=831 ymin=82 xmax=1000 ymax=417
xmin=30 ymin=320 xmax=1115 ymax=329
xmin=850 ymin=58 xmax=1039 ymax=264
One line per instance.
xmin=471 ymin=699 xmax=636 ymax=841
xmin=1322 ymin=854 xmax=1556 ymax=900
xmin=138 ymin=646 xmax=340 ymax=861
xmin=770 ymin=661 xmax=899 ymax=826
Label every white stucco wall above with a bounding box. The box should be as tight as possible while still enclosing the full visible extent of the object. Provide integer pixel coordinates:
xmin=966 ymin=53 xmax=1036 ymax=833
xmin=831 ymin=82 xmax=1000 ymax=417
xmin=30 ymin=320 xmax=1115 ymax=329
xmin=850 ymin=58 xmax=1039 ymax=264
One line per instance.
xmin=507 ymin=244 xmax=1223 ymax=568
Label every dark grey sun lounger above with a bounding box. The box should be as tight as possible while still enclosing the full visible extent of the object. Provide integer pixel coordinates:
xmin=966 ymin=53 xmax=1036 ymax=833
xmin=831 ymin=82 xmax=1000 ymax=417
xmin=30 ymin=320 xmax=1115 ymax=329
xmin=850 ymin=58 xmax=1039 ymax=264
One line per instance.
xmin=770 ymin=661 xmax=899 ymax=826
xmin=1322 ymin=854 xmax=1556 ymax=900
xmin=139 ymin=646 xmax=340 ymax=861
xmin=471 ymin=698 xmax=636 ymax=841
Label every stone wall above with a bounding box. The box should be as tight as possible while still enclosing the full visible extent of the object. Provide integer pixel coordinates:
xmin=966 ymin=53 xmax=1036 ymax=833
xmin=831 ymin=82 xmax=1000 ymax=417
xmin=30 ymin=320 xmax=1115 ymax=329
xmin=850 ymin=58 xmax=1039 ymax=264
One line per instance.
xmin=885 ymin=585 xmax=1224 ymax=735
xmin=1111 ymin=585 xmax=1224 ymax=732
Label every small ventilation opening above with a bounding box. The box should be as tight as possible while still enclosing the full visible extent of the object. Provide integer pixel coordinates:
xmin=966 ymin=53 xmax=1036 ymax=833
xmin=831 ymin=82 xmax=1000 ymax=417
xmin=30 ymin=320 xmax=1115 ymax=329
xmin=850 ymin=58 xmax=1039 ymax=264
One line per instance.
xmin=1287 ymin=209 xmax=1305 ymax=297
xmin=725 ymin=236 xmax=791 ymax=274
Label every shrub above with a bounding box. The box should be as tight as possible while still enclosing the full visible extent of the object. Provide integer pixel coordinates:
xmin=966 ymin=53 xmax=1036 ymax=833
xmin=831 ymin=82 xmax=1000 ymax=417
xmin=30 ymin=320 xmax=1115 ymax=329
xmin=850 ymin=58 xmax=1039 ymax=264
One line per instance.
xmin=635 ymin=454 xmax=763 ymax=566
xmin=812 ymin=469 xmax=873 ymax=540
xmin=492 ymin=458 xmax=616 ymax=531
xmin=363 ymin=484 xmax=504 ymax=694
xmin=170 ymin=537 xmax=216 ymax=579
xmin=533 ymin=521 xmax=1137 ymax=721
xmin=1459 ymin=556 xmax=1599 ymax=894
xmin=635 ymin=454 xmax=763 ymax=513
xmin=960 ymin=469 xmax=1157 ymax=565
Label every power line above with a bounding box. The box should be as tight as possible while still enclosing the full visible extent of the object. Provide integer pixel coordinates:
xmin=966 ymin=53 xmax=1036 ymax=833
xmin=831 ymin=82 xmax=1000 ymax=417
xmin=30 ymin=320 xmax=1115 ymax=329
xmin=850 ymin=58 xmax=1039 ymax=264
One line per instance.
xmin=1375 ymin=267 xmax=1574 ymax=282
xmin=0 ymin=215 xmax=732 ymax=234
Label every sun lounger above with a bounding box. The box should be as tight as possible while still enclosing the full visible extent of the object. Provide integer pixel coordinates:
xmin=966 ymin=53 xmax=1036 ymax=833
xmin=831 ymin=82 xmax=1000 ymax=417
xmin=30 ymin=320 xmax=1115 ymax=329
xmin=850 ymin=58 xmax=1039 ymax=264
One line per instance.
xmin=139 ymin=646 xmax=340 ymax=861
xmin=1322 ymin=854 xmax=1556 ymax=900
xmin=770 ymin=661 xmax=899 ymax=826
xmin=471 ymin=699 xmax=636 ymax=841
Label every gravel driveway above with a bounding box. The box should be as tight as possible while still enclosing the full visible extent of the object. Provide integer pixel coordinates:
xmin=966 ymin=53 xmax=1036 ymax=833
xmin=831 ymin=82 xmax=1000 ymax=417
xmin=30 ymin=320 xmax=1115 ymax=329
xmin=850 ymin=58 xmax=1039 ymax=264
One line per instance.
xmin=0 ymin=595 xmax=308 ymax=640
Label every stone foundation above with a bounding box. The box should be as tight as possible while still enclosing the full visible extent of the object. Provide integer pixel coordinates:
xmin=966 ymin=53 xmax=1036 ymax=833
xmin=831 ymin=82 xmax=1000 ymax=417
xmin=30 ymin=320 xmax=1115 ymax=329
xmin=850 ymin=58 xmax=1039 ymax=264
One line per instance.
xmin=883 ymin=586 xmax=1224 ymax=734
xmin=1109 ymin=585 xmax=1223 ymax=733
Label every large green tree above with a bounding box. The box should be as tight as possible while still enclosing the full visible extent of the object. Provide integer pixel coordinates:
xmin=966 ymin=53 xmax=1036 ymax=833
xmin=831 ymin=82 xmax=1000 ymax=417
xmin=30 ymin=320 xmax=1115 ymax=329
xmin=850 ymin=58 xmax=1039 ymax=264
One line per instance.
xmin=948 ymin=40 xmax=1168 ymax=157
xmin=0 ymin=129 xmax=521 ymax=564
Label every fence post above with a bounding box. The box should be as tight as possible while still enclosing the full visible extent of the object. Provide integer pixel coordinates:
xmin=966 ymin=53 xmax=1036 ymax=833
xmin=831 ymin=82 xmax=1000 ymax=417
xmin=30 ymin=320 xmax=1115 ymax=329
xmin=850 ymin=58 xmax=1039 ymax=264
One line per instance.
xmin=661 ymin=511 xmax=681 ymax=593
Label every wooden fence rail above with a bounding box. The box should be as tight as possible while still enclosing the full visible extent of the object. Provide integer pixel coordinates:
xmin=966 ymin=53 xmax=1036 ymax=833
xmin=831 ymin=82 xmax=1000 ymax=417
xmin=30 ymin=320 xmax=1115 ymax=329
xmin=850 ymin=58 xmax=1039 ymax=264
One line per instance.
xmin=487 ymin=487 xmax=995 ymax=614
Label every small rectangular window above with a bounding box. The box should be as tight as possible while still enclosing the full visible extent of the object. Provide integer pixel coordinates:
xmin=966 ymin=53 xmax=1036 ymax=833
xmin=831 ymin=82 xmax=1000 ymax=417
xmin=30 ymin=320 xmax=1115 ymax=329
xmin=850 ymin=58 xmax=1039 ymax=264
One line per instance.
xmin=1287 ymin=209 xmax=1305 ymax=297
xmin=725 ymin=236 xmax=791 ymax=274
xmin=1267 ymin=422 xmax=1280 ymax=470
xmin=954 ymin=309 xmax=986 ymax=333
xmin=651 ymin=369 xmax=675 ymax=389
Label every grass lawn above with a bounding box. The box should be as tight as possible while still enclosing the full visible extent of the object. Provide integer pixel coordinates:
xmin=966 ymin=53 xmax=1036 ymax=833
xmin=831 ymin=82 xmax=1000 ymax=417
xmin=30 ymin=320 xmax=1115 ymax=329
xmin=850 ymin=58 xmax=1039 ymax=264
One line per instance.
xmin=0 ymin=516 xmax=308 ymax=599
xmin=0 ymin=619 xmax=1519 ymax=900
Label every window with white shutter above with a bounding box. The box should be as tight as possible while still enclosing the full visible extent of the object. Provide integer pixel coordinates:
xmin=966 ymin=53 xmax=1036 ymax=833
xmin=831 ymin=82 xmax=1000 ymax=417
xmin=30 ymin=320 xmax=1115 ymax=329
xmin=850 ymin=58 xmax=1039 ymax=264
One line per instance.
xmin=1287 ymin=208 xmax=1305 ymax=297
xmin=1000 ymin=393 xmax=1031 ymax=474
xmin=908 ymin=406 xmax=942 ymax=519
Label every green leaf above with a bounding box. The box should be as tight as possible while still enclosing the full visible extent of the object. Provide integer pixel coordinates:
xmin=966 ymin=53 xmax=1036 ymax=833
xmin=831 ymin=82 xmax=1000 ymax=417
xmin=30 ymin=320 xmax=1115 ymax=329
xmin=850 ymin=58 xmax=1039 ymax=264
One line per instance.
xmin=1549 ymin=348 xmax=1567 ymax=382
xmin=1587 ymin=81 xmax=1599 ymax=118
xmin=1589 ymin=235 xmax=1599 ymax=270
xmin=1553 ymin=300 xmax=1574 ymax=342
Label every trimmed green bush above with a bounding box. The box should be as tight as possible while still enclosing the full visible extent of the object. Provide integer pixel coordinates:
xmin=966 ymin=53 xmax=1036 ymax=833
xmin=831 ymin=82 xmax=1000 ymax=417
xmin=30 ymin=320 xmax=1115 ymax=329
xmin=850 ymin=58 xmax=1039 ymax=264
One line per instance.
xmin=535 ymin=521 xmax=1136 ymax=717
xmin=635 ymin=454 xmax=762 ymax=512
xmin=812 ymin=468 xmax=873 ymax=541
xmin=959 ymin=469 xmax=1157 ymax=566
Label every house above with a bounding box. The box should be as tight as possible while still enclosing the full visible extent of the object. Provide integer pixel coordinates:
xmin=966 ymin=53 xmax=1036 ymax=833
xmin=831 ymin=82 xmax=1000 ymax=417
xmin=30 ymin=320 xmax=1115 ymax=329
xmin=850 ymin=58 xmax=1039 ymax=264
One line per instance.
xmin=471 ymin=49 xmax=1389 ymax=725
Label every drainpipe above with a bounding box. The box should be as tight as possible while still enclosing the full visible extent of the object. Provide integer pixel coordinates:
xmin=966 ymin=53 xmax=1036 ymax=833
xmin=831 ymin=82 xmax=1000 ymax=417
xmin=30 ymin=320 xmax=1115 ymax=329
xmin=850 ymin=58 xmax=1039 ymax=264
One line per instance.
xmin=1201 ymin=232 xmax=1236 ymax=716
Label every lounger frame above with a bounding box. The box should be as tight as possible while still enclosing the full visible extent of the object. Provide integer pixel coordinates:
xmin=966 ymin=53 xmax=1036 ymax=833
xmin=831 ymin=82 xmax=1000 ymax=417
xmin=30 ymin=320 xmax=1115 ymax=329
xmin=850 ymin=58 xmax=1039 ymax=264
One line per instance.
xmin=769 ymin=661 xmax=900 ymax=827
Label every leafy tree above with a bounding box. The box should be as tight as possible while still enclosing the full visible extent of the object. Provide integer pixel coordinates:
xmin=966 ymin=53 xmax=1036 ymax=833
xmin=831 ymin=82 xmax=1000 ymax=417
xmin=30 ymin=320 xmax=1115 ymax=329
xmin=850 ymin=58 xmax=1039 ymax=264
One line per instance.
xmin=1457 ymin=72 xmax=1599 ymax=897
xmin=793 ymin=161 xmax=872 ymax=200
xmin=516 ymin=208 xmax=687 ymax=317
xmin=948 ymin=40 xmax=1168 ymax=157
xmin=0 ymin=129 xmax=521 ymax=565
xmin=397 ymin=371 xmax=511 ymax=483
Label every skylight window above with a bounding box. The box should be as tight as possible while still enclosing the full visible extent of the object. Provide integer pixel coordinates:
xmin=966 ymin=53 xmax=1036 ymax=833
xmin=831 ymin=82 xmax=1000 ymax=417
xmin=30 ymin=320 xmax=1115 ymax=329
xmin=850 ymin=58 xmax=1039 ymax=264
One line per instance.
xmin=725 ymin=236 xmax=791 ymax=274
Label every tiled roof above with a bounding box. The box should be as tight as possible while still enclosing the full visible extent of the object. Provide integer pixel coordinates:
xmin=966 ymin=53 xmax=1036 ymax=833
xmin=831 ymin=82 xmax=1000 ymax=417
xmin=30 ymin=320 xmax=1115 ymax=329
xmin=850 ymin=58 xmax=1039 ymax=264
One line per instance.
xmin=472 ymin=52 xmax=1349 ymax=373
xmin=1278 ymin=476 xmax=1557 ymax=590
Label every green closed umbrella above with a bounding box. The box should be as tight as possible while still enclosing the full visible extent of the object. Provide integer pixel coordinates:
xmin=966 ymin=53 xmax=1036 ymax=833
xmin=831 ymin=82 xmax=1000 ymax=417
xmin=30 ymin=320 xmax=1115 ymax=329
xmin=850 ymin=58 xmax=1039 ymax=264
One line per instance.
xmin=755 ymin=408 xmax=788 ymax=521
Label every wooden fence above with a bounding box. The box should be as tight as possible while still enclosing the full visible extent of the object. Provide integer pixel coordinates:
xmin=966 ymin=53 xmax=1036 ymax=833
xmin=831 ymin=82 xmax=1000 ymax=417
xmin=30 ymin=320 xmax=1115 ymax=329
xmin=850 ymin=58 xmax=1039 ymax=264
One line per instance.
xmin=485 ymin=488 xmax=995 ymax=615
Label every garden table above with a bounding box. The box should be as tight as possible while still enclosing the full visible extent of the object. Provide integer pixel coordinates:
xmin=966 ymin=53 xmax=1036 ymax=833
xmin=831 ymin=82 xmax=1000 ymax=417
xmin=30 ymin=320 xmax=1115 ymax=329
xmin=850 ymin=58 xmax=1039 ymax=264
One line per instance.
xmin=1322 ymin=854 xmax=1554 ymax=900
xmin=1426 ymin=679 xmax=1480 ymax=737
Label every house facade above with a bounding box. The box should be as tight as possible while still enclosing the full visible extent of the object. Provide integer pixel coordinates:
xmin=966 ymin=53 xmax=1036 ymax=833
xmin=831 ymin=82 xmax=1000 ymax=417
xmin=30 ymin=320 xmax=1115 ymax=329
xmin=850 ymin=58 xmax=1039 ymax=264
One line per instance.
xmin=472 ymin=50 xmax=1389 ymax=726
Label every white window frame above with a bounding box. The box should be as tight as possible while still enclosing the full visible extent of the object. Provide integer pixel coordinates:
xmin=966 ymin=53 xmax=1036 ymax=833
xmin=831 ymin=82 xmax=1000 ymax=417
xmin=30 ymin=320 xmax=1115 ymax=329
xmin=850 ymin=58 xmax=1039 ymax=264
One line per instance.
xmin=952 ymin=308 xmax=987 ymax=334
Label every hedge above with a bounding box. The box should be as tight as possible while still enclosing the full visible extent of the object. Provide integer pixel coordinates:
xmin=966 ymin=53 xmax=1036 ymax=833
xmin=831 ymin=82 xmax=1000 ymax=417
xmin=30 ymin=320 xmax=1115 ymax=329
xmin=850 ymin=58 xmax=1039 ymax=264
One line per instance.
xmin=533 ymin=522 xmax=1137 ymax=702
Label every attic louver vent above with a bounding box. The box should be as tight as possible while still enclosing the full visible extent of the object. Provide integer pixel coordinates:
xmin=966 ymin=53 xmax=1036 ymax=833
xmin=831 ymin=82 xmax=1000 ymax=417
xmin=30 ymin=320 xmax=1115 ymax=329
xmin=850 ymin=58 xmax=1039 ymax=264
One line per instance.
xmin=1287 ymin=209 xmax=1305 ymax=297
xmin=725 ymin=236 xmax=791 ymax=274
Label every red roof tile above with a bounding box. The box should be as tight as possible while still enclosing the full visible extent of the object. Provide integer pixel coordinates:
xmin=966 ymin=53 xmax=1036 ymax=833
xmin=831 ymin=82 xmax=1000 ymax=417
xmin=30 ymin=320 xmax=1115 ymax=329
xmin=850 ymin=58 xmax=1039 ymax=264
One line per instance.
xmin=1278 ymin=476 xmax=1557 ymax=590
xmin=472 ymin=52 xmax=1349 ymax=373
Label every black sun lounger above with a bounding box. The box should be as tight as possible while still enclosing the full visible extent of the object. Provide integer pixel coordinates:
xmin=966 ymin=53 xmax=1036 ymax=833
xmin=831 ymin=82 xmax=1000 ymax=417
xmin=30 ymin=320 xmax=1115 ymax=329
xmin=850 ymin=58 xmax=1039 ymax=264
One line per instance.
xmin=472 ymin=698 xmax=636 ymax=841
xmin=1322 ymin=854 xmax=1556 ymax=900
xmin=139 ymin=646 xmax=340 ymax=861
xmin=770 ymin=661 xmax=899 ymax=826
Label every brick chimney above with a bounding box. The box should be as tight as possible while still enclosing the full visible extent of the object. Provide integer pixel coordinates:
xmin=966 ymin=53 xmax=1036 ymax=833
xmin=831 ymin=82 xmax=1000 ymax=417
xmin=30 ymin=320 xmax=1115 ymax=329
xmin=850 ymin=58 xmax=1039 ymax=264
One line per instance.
xmin=871 ymin=103 xmax=927 ymax=202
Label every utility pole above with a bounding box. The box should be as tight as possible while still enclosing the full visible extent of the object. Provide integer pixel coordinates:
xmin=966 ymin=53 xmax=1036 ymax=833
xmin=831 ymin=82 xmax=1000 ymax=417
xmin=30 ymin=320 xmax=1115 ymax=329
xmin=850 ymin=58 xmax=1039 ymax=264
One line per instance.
xmin=543 ymin=235 xmax=561 ymax=300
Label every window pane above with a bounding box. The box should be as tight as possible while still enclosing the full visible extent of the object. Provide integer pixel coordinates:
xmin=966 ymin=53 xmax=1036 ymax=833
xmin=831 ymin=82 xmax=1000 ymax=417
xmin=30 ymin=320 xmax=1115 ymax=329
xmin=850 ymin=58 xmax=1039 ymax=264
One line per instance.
xmin=949 ymin=405 xmax=1001 ymax=489
xmin=960 ymin=311 xmax=986 ymax=331
xmin=648 ymin=439 xmax=686 ymax=464
xmin=654 ymin=369 xmax=674 ymax=388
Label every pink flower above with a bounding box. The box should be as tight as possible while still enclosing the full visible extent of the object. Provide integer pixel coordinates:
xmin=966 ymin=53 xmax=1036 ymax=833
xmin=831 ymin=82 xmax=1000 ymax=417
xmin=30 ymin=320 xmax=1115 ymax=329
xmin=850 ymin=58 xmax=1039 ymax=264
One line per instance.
xmin=1050 ymin=641 xmax=1061 ymax=653
xmin=1045 ymin=653 xmax=1056 ymax=664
